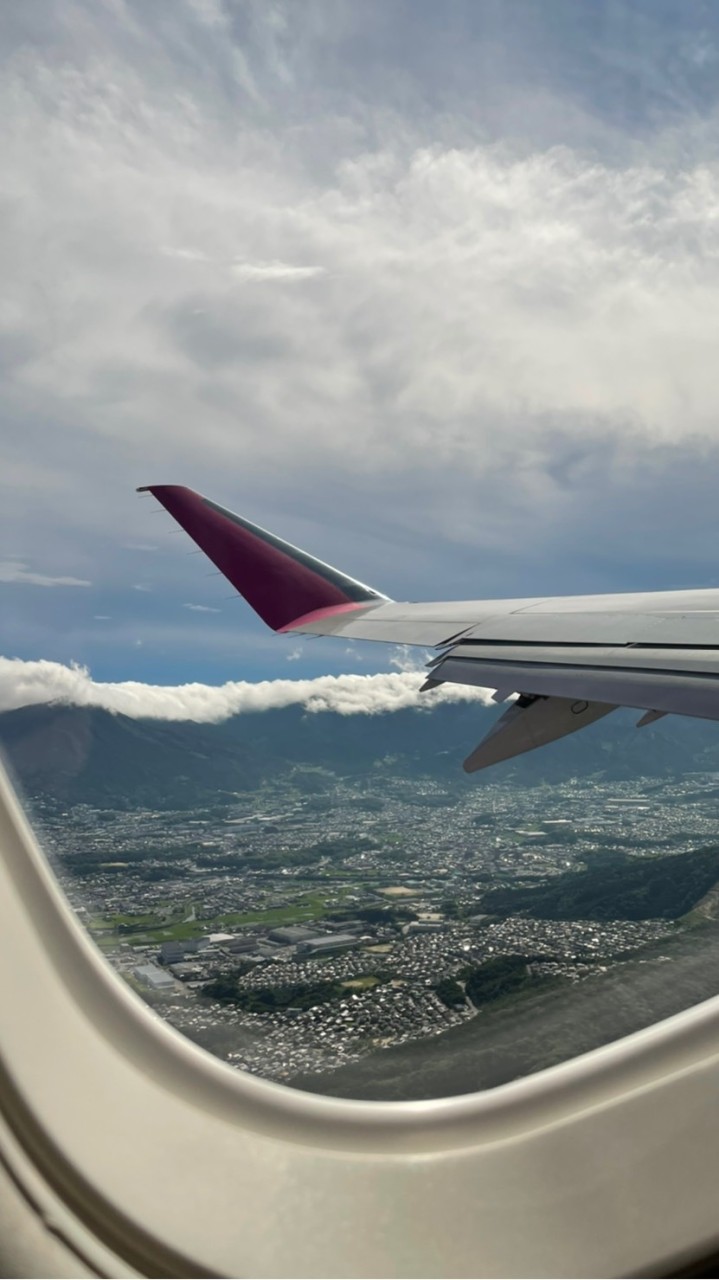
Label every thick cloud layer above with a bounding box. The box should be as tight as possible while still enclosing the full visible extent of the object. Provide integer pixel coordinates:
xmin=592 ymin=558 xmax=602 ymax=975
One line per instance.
xmin=4 ymin=2 xmax=719 ymax=681
xmin=0 ymin=656 xmax=494 ymax=721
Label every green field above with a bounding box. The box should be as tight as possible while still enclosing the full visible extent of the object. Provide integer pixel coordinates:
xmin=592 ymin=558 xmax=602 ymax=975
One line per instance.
xmin=90 ymin=890 xmax=350 ymax=945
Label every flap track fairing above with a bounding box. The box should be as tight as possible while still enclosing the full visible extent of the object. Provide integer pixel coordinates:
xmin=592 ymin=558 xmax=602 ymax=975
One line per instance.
xmin=463 ymin=694 xmax=617 ymax=773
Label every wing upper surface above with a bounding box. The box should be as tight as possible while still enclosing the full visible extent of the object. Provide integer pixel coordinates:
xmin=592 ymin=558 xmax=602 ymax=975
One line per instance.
xmin=294 ymin=597 xmax=719 ymax=732
xmin=291 ymin=594 xmax=719 ymax=647
xmin=139 ymin=483 xmax=719 ymax=769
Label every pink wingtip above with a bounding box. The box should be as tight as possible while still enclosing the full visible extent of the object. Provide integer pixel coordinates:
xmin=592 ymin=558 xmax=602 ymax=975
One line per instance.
xmin=278 ymin=602 xmax=372 ymax=632
xmin=139 ymin=485 xmax=384 ymax=631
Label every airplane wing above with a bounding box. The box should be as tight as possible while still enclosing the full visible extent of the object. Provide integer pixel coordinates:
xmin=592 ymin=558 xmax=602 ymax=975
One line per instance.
xmin=138 ymin=484 xmax=719 ymax=771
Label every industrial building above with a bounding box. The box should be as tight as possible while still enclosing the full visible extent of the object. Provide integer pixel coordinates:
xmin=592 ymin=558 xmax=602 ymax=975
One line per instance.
xmin=268 ymin=926 xmax=318 ymax=945
xmin=295 ymin=934 xmax=359 ymax=957
xmin=133 ymin=963 xmax=175 ymax=991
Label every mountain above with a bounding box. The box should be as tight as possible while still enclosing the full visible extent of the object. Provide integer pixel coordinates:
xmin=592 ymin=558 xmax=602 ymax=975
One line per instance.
xmin=2 ymin=700 xmax=719 ymax=809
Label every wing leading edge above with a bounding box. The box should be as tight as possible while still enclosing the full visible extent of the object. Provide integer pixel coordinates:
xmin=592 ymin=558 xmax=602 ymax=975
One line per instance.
xmin=139 ymin=485 xmax=719 ymax=771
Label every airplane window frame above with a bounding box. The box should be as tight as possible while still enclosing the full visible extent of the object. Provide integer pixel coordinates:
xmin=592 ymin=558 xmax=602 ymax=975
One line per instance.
xmin=2 ymin=758 xmax=719 ymax=1279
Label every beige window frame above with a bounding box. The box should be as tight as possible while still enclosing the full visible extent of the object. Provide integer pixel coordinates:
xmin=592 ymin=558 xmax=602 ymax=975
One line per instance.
xmin=1 ymin=760 xmax=718 ymax=1278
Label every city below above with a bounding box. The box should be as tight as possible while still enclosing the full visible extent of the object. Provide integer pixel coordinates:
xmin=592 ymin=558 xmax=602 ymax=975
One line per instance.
xmin=28 ymin=763 xmax=719 ymax=1097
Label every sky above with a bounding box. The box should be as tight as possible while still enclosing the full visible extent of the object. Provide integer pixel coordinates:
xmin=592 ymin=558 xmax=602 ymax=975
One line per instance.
xmin=3 ymin=0 xmax=719 ymax=714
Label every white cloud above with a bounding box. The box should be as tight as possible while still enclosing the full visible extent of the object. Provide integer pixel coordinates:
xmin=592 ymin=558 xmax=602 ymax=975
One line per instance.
xmin=159 ymin=248 xmax=324 ymax=281
xmin=230 ymin=260 xmax=325 ymax=282
xmin=389 ymin=645 xmax=429 ymax=674
xmin=182 ymin=602 xmax=221 ymax=612
xmin=0 ymin=656 xmax=494 ymax=721
xmin=0 ymin=561 xmax=91 ymax=588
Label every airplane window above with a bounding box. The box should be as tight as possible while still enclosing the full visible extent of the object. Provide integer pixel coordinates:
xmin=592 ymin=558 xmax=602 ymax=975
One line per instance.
xmin=4 ymin=0 xmax=719 ymax=1115
xmin=5 ymin=694 xmax=719 ymax=1104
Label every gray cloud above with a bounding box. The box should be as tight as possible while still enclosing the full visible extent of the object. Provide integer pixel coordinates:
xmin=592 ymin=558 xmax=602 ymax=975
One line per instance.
xmin=4 ymin=2 xmax=719 ymax=670
xmin=183 ymin=602 xmax=221 ymax=612
xmin=162 ymin=298 xmax=292 ymax=369
xmin=0 ymin=656 xmax=494 ymax=719
xmin=160 ymin=246 xmax=212 ymax=263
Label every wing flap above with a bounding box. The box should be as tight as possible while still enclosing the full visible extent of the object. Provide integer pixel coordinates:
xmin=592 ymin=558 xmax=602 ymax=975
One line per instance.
xmin=431 ymin=651 xmax=719 ymax=722
xmin=431 ymin=641 xmax=719 ymax=677
xmin=463 ymin=696 xmax=617 ymax=772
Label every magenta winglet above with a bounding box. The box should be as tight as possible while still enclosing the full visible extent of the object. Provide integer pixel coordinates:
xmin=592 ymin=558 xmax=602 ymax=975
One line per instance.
xmin=137 ymin=485 xmax=384 ymax=631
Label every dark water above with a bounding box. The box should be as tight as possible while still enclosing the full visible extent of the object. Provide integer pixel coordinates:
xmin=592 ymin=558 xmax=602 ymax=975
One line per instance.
xmin=291 ymin=925 xmax=719 ymax=1100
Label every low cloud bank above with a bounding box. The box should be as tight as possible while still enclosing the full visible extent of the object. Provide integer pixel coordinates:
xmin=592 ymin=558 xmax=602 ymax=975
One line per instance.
xmin=0 ymin=657 xmax=494 ymax=722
